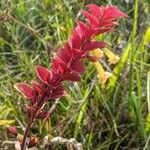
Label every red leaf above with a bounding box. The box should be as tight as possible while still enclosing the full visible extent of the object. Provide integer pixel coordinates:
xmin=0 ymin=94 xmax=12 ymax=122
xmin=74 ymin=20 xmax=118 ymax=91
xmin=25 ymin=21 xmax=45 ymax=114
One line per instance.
xmin=52 ymin=57 xmax=68 ymax=74
xmin=63 ymin=72 xmax=81 ymax=81
xmin=103 ymin=6 xmax=128 ymax=20
xmin=51 ymin=87 xmax=67 ymax=99
xmin=82 ymin=40 xmax=106 ymax=51
xmin=51 ymin=89 xmax=67 ymax=99
xmin=32 ymin=80 xmax=44 ymax=95
xmin=98 ymin=20 xmax=118 ymax=28
xmin=71 ymin=49 xmax=83 ymax=60
xmin=45 ymin=86 xmax=67 ymax=100
xmin=14 ymin=83 xmax=35 ymax=102
xmin=72 ymin=29 xmax=82 ymax=43
xmin=75 ymin=20 xmax=88 ymax=39
xmin=68 ymin=35 xmax=80 ymax=49
xmin=81 ymin=10 xmax=99 ymax=27
xmin=70 ymin=61 xmax=85 ymax=73
xmin=57 ymin=47 xmax=70 ymax=64
xmin=86 ymin=4 xmax=101 ymax=17
xmin=35 ymin=66 xmax=51 ymax=84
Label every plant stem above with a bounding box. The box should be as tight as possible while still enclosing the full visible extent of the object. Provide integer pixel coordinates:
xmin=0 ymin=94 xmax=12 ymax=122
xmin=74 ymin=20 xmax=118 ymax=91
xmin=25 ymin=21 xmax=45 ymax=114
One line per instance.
xmin=21 ymin=113 xmax=34 ymax=150
xmin=21 ymin=95 xmax=45 ymax=150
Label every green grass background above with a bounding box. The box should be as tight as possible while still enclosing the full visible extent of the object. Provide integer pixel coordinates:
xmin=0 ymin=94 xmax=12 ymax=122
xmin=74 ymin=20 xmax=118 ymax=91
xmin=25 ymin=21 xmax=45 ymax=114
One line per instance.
xmin=0 ymin=0 xmax=150 ymax=149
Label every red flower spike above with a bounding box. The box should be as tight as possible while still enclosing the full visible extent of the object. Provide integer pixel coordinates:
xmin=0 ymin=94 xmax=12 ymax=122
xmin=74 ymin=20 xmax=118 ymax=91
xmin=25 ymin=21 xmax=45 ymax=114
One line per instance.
xmin=14 ymin=4 xmax=127 ymax=149
xmin=14 ymin=83 xmax=35 ymax=103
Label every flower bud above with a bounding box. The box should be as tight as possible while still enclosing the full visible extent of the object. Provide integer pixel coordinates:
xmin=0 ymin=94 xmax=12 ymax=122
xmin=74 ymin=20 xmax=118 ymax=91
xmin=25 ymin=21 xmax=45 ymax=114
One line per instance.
xmin=7 ymin=126 xmax=18 ymax=137
xmin=28 ymin=136 xmax=38 ymax=148
xmin=103 ymin=48 xmax=120 ymax=64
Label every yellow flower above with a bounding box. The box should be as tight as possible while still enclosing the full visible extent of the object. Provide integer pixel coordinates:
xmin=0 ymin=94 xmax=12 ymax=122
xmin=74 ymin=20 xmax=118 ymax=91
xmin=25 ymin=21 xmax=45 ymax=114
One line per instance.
xmin=103 ymin=48 xmax=120 ymax=64
xmin=93 ymin=48 xmax=104 ymax=58
xmin=94 ymin=61 xmax=112 ymax=85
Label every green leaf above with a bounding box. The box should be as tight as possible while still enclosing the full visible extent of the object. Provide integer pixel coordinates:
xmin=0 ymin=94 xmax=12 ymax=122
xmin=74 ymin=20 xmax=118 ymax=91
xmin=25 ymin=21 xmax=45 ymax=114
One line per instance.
xmin=0 ymin=37 xmax=5 ymax=48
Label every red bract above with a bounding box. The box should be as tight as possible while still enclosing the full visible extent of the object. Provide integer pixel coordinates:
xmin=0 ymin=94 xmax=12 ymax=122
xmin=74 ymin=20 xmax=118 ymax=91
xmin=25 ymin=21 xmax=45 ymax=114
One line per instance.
xmin=44 ymin=85 xmax=67 ymax=100
xmin=14 ymin=4 xmax=127 ymax=150
xmin=14 ymin=83 xmax=36 ymax=104
xmin=82 ymin=40 xmax=106 ymax=51
xmin=35 ymin=66 xmax=52 ymax=85
xmin=32 ymin=81 xmax=44 ymax=95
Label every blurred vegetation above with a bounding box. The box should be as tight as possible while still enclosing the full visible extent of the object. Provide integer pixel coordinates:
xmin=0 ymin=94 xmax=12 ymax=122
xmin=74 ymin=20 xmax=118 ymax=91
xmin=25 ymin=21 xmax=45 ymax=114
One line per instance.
xmin=0 ymin=0 xmax=150 ymax=149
